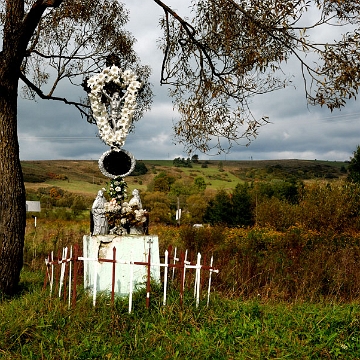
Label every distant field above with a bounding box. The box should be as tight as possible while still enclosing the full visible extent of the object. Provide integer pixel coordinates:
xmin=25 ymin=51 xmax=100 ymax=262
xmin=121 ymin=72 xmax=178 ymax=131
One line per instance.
xmin=22 ymin=158 xmax=348 ymax=197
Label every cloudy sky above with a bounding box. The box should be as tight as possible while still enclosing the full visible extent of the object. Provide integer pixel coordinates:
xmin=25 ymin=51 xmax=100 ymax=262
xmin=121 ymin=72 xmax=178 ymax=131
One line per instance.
xmin=17 ymin=0 xmax=360 ymax=162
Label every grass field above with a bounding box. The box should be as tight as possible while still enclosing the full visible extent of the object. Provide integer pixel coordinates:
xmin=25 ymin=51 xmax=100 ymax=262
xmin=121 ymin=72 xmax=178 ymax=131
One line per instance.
xmin=1 ymin=269 xmax=360 ymax=359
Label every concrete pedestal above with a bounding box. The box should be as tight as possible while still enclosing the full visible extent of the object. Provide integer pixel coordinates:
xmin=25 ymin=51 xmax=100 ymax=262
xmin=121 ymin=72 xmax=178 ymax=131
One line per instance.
xmin=83 ymin=234 xmax=160 ymax=296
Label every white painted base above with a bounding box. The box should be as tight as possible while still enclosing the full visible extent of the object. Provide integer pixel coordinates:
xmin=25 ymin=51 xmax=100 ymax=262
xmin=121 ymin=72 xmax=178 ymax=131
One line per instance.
xmin=83 ymin=234 xmax=160 ymax=296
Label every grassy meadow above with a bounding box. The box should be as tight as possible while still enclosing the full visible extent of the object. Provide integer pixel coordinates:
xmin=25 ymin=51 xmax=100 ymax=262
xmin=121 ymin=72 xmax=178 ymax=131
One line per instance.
xmin=2 ymin=159 xmax=360 ymax=358
xmin=2 ymin=276 xmax=360 ymax=359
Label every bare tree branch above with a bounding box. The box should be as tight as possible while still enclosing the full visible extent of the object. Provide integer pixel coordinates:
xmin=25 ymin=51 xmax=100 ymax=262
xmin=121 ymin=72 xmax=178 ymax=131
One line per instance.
xmin=19 ymin=71 xmax=90 ymax=118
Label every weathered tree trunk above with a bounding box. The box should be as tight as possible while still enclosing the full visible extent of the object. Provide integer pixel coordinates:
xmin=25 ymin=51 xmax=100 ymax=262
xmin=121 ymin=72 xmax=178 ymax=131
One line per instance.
xmin=0 ymin=0 xmax=65 ymax=295
xmin=0 ymin=71 xmax=26 ymax=295
xmin=0 ymin=0 xmax=26 ymax=295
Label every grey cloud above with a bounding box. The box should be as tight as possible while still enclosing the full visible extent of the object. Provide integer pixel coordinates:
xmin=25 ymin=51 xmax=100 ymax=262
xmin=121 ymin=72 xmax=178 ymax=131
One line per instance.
xmin=16 ymin=1 xmax=360 ymax=162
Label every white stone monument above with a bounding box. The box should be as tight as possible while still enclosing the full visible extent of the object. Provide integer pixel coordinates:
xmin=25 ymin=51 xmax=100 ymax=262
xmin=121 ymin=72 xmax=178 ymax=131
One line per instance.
xmin=84 ymin=61 xmax=160 ymax=296
xmin=83 ymin=235 xmax=160 ymax=296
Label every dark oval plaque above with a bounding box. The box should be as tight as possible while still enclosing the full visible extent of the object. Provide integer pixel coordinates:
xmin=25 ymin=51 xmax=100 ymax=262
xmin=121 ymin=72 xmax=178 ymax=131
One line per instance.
xmin=98 ymin=149 xmax=136 ymax=179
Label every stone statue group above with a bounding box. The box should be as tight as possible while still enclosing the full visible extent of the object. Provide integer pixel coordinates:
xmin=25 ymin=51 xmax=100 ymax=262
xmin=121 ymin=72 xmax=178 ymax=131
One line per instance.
xmin=91 ymin=188 xmax=142 ymax=236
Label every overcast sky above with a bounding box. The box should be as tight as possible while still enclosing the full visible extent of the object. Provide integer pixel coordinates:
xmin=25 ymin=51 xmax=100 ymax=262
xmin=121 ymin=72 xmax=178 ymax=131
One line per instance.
xmin=17 ymin=0 xmax=360 ymax=162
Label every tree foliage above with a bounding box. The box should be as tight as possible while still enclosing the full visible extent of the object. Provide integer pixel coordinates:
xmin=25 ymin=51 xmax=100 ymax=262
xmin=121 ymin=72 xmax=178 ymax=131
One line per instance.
xmin=6 ymin=1 xmax=152 ymax=122
xmin=173 ymin=157 xmax=192 ymax=168
xmin=185 ymin=193 xmax=209 ymax=224
xmin=148 ymin=172 xmax=176 ymax=192
xmin=255 ymin=180 xmax=302 ymax=204
xmin=142 ymin=191 xmax=172 ymax=223
xmin=194 ymin=176 xmax=207 ymax=192
xmin=347 ymin=145 xmax=360 ymax=184
xmin=204 ymin=184 xmax=253 ymax=226
xmin=156 ymin=0 xmax=360 ymax=153
xmin=130 ymin=161 xmax=148 ymax=176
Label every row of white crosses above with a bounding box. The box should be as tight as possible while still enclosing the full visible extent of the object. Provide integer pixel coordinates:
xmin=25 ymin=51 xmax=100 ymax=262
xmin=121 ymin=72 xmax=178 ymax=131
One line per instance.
xmin=45 ymin=244 xmax=219 ymax=311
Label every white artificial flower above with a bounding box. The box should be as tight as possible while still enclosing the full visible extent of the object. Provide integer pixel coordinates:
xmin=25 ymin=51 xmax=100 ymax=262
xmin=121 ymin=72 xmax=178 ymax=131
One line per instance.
xmin=87 ymin=76 xmax=98 ymax=88
xmin=91 ymin=106 xmax=103 ymax=117
xmin=121 ymin=108 xmax=130 ymax=117
xmin=122 ymin=123 xmax=131 ymax=131
xmin=96 ymin=117 xmax=108 ymax=126
xmin=109 ymin=65 xmax=120 ymax=77
xmin=92 ymin=110 xmax=103 ymax=118
xmin=115 ymin=135 xmax=125 ymax=144
xmin=106 ymin=74 xmax=115 ymax=83
xmin=91 ymin=102 xmax=100 ymax=110
xmin=117 ymin=119 xmax=126 ymax=127
xmin=88 ymin=93 xmax=97 ymax=101
xmin=127 ymin=74 xmax=137 ymax=83
xmin=122 ymin=69 xmax=132 ymax=79
xmin=99 ymin=109 xmax=107 ymax=118
xmin=128 ymin=81 xmax=141 ymax=93
xmin=101 ymin=124 xmax=112 ymax=134
xmin=87 ymin=66 xmax=140 ymax=147
xmin=134 ymin=80 xmax=142 ymax=89
xmin=125 ymin=93 xmax=136 ymax=104
xmin=122 ymin=201 xmax=129 ymax=207
xmin=97 ymin=73 xmax=106 ymax=83
xmin=91 ymin=84 xmax=101 ymax=93
xmin=106 ymin=132 xmax=115 ymax=143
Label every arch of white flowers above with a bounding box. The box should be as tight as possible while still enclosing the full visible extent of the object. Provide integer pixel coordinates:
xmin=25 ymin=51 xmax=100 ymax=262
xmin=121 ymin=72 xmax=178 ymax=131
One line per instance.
xmin=87 ymin=65 xmax=142 ymax=148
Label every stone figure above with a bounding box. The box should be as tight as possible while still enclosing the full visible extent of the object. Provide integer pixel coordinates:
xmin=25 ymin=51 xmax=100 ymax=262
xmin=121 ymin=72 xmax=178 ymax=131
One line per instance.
xmin=102 ymin=90 xmax=128 ymax=130
xmin=129 ymin=189 xmax=142 ymax=209
xmin=91 ymin=190 xmax=108 ymax=235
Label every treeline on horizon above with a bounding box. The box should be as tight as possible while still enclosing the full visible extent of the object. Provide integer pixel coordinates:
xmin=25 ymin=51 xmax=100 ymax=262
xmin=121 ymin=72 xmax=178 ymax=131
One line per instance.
xmin=24 ymin=155 xmax=356 ymax=232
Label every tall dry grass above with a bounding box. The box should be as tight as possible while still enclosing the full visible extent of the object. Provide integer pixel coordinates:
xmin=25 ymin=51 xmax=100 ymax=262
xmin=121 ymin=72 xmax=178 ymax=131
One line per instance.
xmin=24 ymin=181 xmax=360 ymax=302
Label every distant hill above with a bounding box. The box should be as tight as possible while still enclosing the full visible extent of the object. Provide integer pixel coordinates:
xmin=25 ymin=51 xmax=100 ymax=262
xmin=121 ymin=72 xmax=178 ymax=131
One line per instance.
xmin=21 ymin=159 xmax=348 ymax=197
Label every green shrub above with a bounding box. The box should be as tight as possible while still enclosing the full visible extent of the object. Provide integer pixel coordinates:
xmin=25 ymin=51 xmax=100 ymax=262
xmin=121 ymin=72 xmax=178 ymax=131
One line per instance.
xmin=204 ymin=184 xmax=253 ymax=226
xmin=130 ymin=161 xmax=148 ymax=176
xmin=255 ymin=197 xmax=298 ymax=230
xmin=179 ymin=224 xmax=225 ymax=253
xmin=298 ymin=182 xmax=360 ymax=232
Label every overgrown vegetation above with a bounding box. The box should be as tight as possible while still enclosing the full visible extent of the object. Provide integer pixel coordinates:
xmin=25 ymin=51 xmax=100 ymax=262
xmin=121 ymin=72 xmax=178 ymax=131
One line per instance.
xmin=11 ymin=219 xmax=360 ymax=358
xmin=4 ymin=158 xmax=360 ymax=357
xmin=21 ymin=219 xmax=360 ymax=303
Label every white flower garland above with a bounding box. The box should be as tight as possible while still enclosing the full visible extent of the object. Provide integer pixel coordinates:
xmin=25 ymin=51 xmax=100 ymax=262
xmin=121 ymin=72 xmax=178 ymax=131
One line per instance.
xmin=87 ymin=65 xmax=142 ymax=148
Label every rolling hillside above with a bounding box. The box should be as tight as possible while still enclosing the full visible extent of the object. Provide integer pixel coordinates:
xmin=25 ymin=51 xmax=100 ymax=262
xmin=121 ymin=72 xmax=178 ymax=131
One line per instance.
xmin=22 ymin=159 xmax=348 ymax=197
